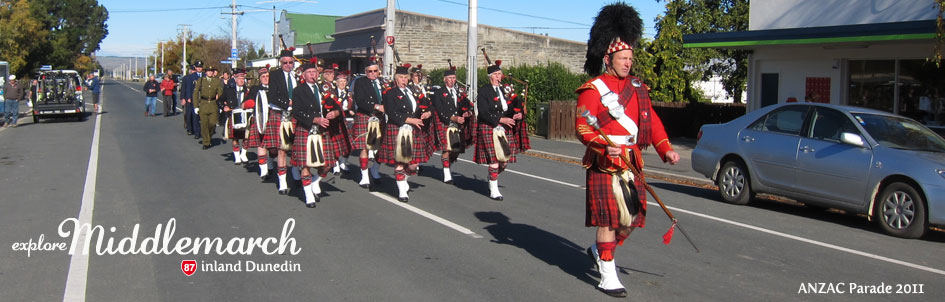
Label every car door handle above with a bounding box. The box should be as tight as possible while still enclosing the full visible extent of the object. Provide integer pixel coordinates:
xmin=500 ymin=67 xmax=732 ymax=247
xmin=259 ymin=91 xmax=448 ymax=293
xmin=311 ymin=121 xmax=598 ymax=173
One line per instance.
xmin=741 ymin=135 xmax=754 ymax=142
xmin=800 ymin=146 xmax=815 ymax=153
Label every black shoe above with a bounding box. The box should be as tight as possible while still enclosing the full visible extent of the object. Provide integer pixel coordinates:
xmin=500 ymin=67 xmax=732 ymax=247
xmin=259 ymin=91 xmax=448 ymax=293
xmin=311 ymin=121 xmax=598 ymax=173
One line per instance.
xmin=333 ymin=171 xmax=340 ymax=176
xmin=398 ymin=197 xmax=408 ymax=202
xmin=444 ymin=180 xmax=454 ymax=185
xmin=260 ymin=174 xmax=269 ymax=182
xmin=359 ymin=183 xmax=369 ymax=189
xmin=492 ymin=195 xmax=504 ymax=201
xmin=598 ymin=287 xmax=627 ymax=298
xmin=187 ymin=131 xmax=193 ymax=135
xmin=202 ymin=145 xmax=210 ymax=150
xmin=278 ymin=189 xmax=288 ymax=195
xmin=234 ymin=161 xmax=240 ymax=165
xmin=194 ymin=135 xmax=200 ymax=139
xmin=306 ymin=202 xmax=316 ymax=208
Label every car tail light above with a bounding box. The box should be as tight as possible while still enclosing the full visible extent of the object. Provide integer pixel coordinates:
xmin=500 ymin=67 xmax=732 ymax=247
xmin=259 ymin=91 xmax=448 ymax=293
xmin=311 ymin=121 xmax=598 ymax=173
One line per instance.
xmin=697 ymin=130 xmax=703 ymax=142
xmin=76 ymin=86 xmax=82 ymax=91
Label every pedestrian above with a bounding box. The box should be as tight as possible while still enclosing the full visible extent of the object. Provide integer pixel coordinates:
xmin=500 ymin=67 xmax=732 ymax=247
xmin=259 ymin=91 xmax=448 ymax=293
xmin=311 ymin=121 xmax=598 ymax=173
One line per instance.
xmin=181 ymin=62 xmax=203 ymax=138
xmin=166 ymin=70 xmax=177 ymax=115
xmin=377 ymin=63 xmax=433 ymax=202
xmin=576 ymin=3 xmax=681 ymax=298
xmin=475 ymin=59 xmax=521 ymax=200
xmin=0 ymin=77 xmax=5 ymax=121
xmin=433 ymin=64 xmax=474 ymax=184
xmin=267 ymin=49 xmax=299 ymax=195
xmin=246 ymin=66 xmax=273 ymax=180
xmin=193 ymin=66 xmax=223 ymax=149
xmin=160 ymin=74 xmax=176 ymax=116
xmin=351 ymin=59 xmax=386 ymax=189
xmin=85 ymin=73 xmax=101 ymax=113
xmin=291 ymin=62 xmax=343 ymax=207
xmin=3 ymin=75 xmax=25 ymax=127
xmin=143 ymin=75 xmax=159 ymax=116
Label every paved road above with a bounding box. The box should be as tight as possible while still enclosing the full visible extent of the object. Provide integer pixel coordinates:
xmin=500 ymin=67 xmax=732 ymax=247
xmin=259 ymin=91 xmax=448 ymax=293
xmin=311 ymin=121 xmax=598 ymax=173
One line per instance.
xmin=2 ymin=79 xmax=943 ymax=301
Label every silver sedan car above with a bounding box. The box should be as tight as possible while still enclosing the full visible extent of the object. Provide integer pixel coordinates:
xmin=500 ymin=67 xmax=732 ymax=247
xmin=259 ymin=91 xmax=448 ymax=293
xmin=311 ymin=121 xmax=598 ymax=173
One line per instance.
xmin=692 ymin=103 xmax=945 ymax=239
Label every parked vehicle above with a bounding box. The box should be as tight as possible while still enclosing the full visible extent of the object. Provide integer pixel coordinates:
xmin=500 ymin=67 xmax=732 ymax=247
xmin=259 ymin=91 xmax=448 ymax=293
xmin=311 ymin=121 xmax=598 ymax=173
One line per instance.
xmin=32 ymin=70 xmax=86 ymax=122
xmin=692 ymin=103 xmax=945 ymax=238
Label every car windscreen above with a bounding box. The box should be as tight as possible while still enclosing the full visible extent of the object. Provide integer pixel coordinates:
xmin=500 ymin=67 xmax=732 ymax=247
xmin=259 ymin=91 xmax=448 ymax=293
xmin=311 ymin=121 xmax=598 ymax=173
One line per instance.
xmin=852 ymin=113 xmax=945 ymax=153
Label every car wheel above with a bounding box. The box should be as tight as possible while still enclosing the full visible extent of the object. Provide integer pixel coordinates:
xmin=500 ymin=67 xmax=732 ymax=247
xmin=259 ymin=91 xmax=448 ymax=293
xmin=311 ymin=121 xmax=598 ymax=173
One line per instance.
xmin=717 ymin=160 xmax=753 ymax=205
xmin=874 ymin=182 xmax=927 ymax=239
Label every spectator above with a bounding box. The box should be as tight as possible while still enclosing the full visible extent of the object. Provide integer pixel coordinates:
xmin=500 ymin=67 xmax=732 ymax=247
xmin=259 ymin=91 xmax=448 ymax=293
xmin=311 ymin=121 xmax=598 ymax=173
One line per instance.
xmin=0 ymin=78 xmax=5 ymax=120
xmin=166 ymin=70 xmax=177 ymax=115
xmin=86 ymin=73 xmax=101 ymax=113
xmin=143 ymin=75 xmax=159 ymax=116
xmin=160 ymin=74 xmax=176 ymax=117
xmin=3 ymin=75 xmax=25 ymax=127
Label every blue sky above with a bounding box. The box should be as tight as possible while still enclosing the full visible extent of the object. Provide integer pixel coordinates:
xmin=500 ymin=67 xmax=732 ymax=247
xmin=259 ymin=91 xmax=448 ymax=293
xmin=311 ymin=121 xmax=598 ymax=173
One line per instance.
xmin=97 ymin=0 xmax=666 ymax=57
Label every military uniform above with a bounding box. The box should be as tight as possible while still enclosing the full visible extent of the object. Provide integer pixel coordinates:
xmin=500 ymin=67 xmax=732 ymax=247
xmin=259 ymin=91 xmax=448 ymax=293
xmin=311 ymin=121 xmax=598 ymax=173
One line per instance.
xmin=193 ymin=69 xmax=224 ymax=148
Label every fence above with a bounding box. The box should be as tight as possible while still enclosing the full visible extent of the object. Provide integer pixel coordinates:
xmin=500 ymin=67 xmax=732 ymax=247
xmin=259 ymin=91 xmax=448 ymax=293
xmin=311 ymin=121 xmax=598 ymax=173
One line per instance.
xmin=538 ymin=101 xmax=746 ymax=140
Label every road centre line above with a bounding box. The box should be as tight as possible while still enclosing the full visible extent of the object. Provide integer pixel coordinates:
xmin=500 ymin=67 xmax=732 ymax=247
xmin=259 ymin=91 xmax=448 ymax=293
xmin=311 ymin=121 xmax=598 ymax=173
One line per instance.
xmin=369 ymin=191 xmax=483 ymax=239
xmin=62 ymin=81 xmax=105 ymax=302
xmin=452 ymin=152 xmax=945 ymax=277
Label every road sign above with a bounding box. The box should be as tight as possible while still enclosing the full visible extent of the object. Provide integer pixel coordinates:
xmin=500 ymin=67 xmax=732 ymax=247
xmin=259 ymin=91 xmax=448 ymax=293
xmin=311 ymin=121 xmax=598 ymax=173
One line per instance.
xmin=231 ymin=48 xmax=238 ymax=58
xmin=40 ymin=65 xmax=52 ymax=71
xmin=220 ymin=60 xmax=232 ymax=64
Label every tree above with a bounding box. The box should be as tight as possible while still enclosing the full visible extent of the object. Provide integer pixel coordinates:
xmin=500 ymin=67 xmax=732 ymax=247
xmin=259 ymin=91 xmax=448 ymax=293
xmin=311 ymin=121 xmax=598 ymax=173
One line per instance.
xmin=0 ymin=0 xmax=48 ymax=76
xmin=24 ymin=0 xmax=108 ymax=72
xmin=934 ymin=0 xmax=944 ymax=66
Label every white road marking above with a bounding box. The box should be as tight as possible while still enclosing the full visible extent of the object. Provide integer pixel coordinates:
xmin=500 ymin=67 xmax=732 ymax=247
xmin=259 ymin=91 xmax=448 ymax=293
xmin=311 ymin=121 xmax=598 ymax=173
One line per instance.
xmin=370 ymin=191 xmax=483 ymax=239
xmin=448 ymin=151 xmax=945 ymax=277
xmin=445 ymin=154 xmax=585 ymax=189
xmin=117 ymin=81 xmax=183 ymax=111
xmin=62 ymin=81 xmax=105 ymax=302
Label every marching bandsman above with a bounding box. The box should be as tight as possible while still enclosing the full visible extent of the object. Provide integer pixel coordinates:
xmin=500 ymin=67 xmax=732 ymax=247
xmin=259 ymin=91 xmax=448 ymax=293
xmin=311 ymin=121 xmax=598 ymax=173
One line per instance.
xmin=351 ymin=59 xmax=386 ymax=189
xmin=220 ymin=68 xmax=252 ymax=164
xmin=408 ymin=64 xmax=438 ymax=163
xmin=378 ymin=63 xmax=433 ymax=202
xmin=576 ymin=3 xmax=680 ymax=297
xmin=333 ymin=70 xmax=355 ymax=175
xmin=193 ymin=65 xmax=224 ymax=149
xmin=475 ymin=60 xmax=520 ymax=200
xmin=268 ymin=49 xmax=299 ymax=195
xmin=244 ymin=66 xmax=271 ymax=179
xmin=290 ymin=63 xmax=343 ymax=208
xmin=432 ymin=65 xmax=474 ymax=184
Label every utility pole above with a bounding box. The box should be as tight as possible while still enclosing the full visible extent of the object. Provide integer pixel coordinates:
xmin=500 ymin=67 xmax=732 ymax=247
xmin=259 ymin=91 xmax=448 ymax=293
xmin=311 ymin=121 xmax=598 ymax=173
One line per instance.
xmin=273 ymin=6 xmax=277 ymax=57
xmin=223 ymin=0 xmax=244 ymax=69
xmin=384 ymin=0 xmax=395 ymax=78
xmin=160 ymin=42 xmax=165 ymax=74
xmin=467 ymin=0 xmax=478 ymax=110
xmin=178 ymin=24 xmax=191 ymax=73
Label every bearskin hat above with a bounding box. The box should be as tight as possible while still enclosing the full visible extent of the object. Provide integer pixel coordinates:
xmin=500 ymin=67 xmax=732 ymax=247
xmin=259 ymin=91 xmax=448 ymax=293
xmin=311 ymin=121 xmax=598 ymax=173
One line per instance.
xmin=584 ymin=2 xmax=643 ymax=76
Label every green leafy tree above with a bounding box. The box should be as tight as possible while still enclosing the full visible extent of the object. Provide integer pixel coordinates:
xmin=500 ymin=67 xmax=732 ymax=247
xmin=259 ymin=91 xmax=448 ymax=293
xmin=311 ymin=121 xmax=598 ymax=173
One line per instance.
xmin=0 ymin=0 xmax=48 ymax=76
xmin=26 ymin=0 xmax=108 ymax=72
xmin=934 ymin=0 xmax=944 ymax=66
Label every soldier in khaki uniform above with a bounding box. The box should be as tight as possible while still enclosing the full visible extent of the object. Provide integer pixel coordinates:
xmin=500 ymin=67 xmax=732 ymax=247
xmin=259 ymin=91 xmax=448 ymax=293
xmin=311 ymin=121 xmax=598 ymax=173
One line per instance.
xmin=193 ymin=66 xmax=224 ymax=149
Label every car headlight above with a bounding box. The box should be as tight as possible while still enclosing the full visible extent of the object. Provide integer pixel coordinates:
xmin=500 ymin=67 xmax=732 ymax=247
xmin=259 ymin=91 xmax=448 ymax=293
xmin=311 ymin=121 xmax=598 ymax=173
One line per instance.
xmin=937 ymin=169 xmax=945 ymax=180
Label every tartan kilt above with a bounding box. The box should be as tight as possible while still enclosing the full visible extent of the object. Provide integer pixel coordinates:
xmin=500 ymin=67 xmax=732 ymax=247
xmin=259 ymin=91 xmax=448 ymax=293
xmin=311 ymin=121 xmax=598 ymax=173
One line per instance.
xmin=585 ymin=168 xmax=647 ymax=229
xmin=244 ymin=120 xmax=261 ymax=148
xmin=290 ymin=125 xmax=340 ymax=168
xmin=473 ymin=123 xmax=517 ymax=164
xmin=421 ymin=122 xmax=437 ymax=159
xmin=513 ymin=121 xmax=531 ymax=152
xmin=435 ymin=121 xmax=470 ymax=153
xmin=464 ymin=116 xmax=478 ymax=146
xmin=260 ymin=109 xmax=284 ymax=149
xmin=328 ymin=122 xmax=352 ymax=157
xmin=377 ymin=124 xmax=430 ymax=165
xmin=350 ymin=112 xmax=384 ymax=150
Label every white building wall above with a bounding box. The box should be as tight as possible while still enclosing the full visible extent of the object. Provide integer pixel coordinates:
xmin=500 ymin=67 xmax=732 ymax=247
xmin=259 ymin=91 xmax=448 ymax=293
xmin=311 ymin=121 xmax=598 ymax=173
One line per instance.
xmin=747 ymin=42 xmax=933 ymax=111
xmin=749 ymin=0 xmax=938 ymax=30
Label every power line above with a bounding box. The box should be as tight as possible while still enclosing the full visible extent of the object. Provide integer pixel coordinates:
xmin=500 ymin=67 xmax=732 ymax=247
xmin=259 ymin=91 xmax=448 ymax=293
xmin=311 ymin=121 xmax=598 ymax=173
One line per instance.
xmin=109 ymin=6 xmax=229 ymax=13
xmin=437 ymin=0 xmax=590 ymax=27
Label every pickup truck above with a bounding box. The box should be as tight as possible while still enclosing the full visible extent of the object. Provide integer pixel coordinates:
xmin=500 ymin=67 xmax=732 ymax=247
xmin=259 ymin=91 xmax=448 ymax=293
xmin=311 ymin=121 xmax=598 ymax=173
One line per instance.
xmin=32 ymin=70 xmax=86 ymax=122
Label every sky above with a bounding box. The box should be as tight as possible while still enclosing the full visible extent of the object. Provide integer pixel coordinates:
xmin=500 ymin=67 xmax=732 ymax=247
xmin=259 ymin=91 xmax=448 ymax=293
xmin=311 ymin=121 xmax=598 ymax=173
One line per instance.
xmin=97 ymin=0 xmax=667 ymax=58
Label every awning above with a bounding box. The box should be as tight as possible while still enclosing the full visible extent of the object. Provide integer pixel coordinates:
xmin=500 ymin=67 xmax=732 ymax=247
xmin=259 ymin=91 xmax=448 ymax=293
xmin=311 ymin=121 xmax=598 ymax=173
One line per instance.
xmin=683 ymin=20 xmax=936 ymax=48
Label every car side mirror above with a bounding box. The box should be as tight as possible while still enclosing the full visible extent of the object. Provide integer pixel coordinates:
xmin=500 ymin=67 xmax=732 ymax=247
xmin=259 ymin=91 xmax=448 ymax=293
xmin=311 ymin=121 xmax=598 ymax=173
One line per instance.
xmin=840 ymin=132 xmax=865 ymax=147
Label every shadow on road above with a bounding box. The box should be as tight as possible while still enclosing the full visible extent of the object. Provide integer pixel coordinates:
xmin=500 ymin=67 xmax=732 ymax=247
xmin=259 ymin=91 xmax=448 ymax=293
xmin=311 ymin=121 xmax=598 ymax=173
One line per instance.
xmin=474 ymin=211 xmax=599 ymax=287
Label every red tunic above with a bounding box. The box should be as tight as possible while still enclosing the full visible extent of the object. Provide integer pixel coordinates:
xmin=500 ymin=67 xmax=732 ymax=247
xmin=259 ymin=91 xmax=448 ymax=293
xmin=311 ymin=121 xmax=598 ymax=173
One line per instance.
xmin=575 ymin=74 xmax=674 ymax=229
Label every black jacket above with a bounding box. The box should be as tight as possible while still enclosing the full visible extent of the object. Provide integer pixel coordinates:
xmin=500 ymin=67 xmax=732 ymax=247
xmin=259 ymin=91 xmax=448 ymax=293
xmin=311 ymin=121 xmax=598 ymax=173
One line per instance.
xmin=352 ymin=76 xmax=383 ymax=115
xmin=291 ymin=82 xmax=342 ymax=131
xmin=143 ymin=80 xmax=160 ymax=97
xmin=219 ymin=86 xmax=250 ymax=110
xmin=477 ymin=84 xmax=521 ymax=127
xmin=433 ymin=85 xmax=472 ymax=126
xmin=268 ymin=69 xmax=296 ymax=110
xmin=382 ymin=86 xmax=424 ymax=127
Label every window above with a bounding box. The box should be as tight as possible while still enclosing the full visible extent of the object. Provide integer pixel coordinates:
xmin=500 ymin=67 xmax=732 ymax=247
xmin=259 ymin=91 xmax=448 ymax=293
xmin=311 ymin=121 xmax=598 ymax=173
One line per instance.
xmin=808 ymin=108 xmax=858 ymax=142
xmin=749 ymin=106 xmax=810 ymax=135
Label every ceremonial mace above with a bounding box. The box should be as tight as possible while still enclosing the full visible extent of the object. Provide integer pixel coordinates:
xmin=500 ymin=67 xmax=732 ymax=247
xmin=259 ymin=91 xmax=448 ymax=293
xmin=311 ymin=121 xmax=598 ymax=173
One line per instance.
xmin=581 ymin=110 xmax=700 ymax=253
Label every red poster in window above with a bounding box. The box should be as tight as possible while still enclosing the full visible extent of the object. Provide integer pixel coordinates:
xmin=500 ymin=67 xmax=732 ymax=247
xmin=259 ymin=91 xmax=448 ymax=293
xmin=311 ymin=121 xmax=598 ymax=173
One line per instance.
xmin=805 ymin=77 xmax=830 ymax=103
